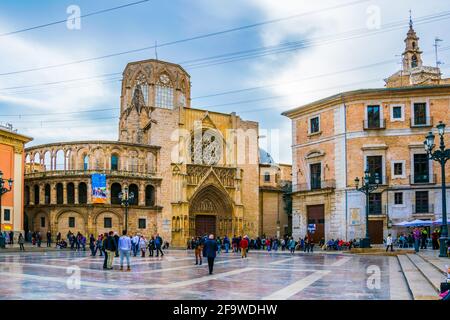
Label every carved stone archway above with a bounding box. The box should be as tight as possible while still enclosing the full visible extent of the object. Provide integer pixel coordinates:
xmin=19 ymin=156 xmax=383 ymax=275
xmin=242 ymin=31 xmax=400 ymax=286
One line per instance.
xmin=189 ymin=184 xmax=233 ymax=237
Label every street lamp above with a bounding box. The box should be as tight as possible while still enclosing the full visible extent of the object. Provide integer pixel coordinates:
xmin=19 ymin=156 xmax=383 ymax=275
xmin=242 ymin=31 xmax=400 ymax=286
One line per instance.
xmin=118 ymin=186 xmax=134 ymax=233
xmin=424 ymin=121 xmax=450 ymax=258
xmin=354 ymin=169 xmax=380 ymax=248
xmin=0 ymin=171 xmax=13 ymax=233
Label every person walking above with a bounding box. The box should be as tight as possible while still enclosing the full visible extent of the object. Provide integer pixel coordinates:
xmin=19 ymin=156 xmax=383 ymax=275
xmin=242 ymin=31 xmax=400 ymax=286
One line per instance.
xmin=155 ymin=233 xmax=164 ymax=257
xmin=288 ymin=237 xmax=296 ymax=254
xmin=386 ymin=234 xmax=394 ymax=252
xmin=420 ymin=228 xmax=428 ymax=249
xmin=431 ymin=229 xmax=440 ymax=250
xmin=9 ymin=231 xmax=14 ymax=245
xmin=139 ymin=236 xmax=147 ymax=257
xmin=148 ymin=236 xmax=155 ymax=257
xmin=216 ymin=237 xmax=222 ymax=254
xmin=105 ymin=231 xmax=116 ymax=270
xmin=194 ymin=237 xmax=203 ymax=265
xmin=46 ymin=231 xmax=51 ymax=247
xmin=240 ymin=235 xmax=249 ymax=258
xmin=89 ymin=234 xmax=96 ymax=256
xmin=95 ymin=235 xmax=103 ymax=256
xmin=202 ymin=234 xmax=218 ymax=275
xmin=114 ymin=232 xmax=120 ymax=257
xmin=132 ymin=233 xmax=140 ymax=257
xmin=18 ymin=233 xmax=25 ymax=251
xmin=118 ymin=230 xmax=132 ymax=271
xmin=223 ymin=236 xmax=230 ymax=253
xmin=102 ymin=233 xmax=108 ymax=269
xmin=413 ymin=227 xmax=421 ymax=253
xmin=36 ymin=232 xmax=42 ymax=247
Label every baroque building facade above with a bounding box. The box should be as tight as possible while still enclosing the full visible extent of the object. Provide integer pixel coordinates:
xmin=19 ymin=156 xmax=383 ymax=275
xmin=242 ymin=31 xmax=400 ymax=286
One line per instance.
xmin=283 ymin=23 xmax=450 ymax=243
xmin=23 ymin=59 xmax=289 ymax=247
xmin=0 ymin=124 xmax=32 ymax=235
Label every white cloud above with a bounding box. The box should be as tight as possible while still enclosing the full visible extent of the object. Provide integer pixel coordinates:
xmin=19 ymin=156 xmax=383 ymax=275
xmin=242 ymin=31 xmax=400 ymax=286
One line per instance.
xmin=0 ymin=23 xmax=114 ymax=112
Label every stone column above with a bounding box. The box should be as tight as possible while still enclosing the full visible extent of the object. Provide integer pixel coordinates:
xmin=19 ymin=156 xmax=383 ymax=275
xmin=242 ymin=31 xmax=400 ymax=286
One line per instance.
xmin=50 ymin=183 xmax=56 ymax=205
xmin=63 ymin=182 xmax=67 ymax=205
xmin=39 ymin=184 xmax=45 ymax=205
xmin=74 ymin=182 xmax=79 ymax=205
xmin=87 ymin=179 xmax=92 ymax=204
xmin=139 ymin=182 xmax=146 ymax=206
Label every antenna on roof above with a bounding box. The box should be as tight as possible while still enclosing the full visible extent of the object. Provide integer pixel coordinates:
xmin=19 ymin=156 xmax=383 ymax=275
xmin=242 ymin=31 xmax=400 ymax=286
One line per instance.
xmin=155 ymin=40 xmax=158 ymax=60
xmin=434 ymin=37 xmax=444 ymax=69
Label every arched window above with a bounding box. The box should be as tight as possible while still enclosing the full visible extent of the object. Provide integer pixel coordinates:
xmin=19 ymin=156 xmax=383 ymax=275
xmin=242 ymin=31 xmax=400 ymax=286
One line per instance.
xmin=128 ymin=184 xmax=139 ymax=205
xmin=411 ymin=54 xmax=418 ymax=68
xmin=55 ymin=150 xmax=65 ymax=170
xmin=191 ymin=129 xmax=223 ymax=165
xmin=34 ymin=185 xmax=40 ymax=204
xmin=25 ymin=186 xmax=30 ymax=205
xmin=134 ymin=73 xmax=149 ymax=105
xmin=78 ymin=182 xmax=87 ymax=204
xmin=44 ymin=184 xmax=51 ymax=204
xmin=83 ymin=155 xmax=89 ymax=170
xmin=56 ymin=183 xmax=63 ymax=204
xmin=111 ymin=154 xmax=119 ymax=171
xmin=145 ymin=185 xmax=155 ymax=206
xmin=111 ymin=183 xmax=122 ymax=205
xmin=155 ymin=73 xmax=174 ymax=109
xmin=44 ymin=151 xmax=51 ymax=171
xmin=67 ymin=183 xmax=75 ymax=204
xmin=412 ymin=41 xmax=416 ymax=49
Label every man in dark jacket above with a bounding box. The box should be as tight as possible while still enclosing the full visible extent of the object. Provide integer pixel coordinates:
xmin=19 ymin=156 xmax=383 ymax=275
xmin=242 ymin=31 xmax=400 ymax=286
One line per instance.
xmin=105 ymin=231 xmax=117 ymax=269
xmin=203 ymin=234 xmax=218 ymax=275
xmin=114 ymin=232 xmax=120 ymax=257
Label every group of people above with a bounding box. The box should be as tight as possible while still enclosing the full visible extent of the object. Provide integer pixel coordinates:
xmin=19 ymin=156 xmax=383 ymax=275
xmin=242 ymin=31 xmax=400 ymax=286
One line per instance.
xmin=97 ymin=231 xmax=166 ymax=270
xmin=397 ymin=227 xmax=448 ymax=253
xmin=0 ymin=231 xmax=25 ymax=250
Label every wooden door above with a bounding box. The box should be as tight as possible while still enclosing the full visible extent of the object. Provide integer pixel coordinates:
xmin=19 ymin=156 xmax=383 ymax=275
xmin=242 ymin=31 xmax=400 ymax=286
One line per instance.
xmin=368 ymin=220 xmax=384 ymax=244
xmin=195 ymin=215 xmax=216 ymax=237
xmin=307 ymin=205 xmax=325 ymax=243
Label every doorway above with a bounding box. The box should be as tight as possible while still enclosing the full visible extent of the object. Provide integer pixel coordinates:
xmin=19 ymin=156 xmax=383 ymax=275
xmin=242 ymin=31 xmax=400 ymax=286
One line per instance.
xmin=307 ymin=204 xmax=325 ymax=243
xmin=195 ymin=215 xmax=216 ymax=237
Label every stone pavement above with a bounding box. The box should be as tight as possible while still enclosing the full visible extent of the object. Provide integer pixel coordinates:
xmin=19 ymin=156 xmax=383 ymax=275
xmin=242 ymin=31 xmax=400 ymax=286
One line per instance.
xmin=0 ymin=249 xmax=411 ymax=300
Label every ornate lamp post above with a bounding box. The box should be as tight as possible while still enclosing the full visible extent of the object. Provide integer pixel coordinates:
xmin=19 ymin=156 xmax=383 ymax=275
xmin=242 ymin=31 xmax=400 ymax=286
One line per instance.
xmin=0 ymin=171 xmax=13 ymax=232
xmin=354 ymin=169 xmax=380 ymax=248
xmin=424 ymin=121 xmax=449 ymax=258
xmin=118 ymin=186 xmax=134 ymax=233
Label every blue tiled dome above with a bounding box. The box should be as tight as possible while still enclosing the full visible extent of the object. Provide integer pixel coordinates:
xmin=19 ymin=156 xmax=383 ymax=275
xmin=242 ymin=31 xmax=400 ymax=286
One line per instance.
xmin=259 ymin=148 xmax=274 ymax=164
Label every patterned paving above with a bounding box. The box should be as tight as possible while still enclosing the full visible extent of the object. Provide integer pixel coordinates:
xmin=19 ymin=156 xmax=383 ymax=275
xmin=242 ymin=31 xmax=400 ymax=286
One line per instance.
xmin=0 ymin=250 xmax=396 ymax=300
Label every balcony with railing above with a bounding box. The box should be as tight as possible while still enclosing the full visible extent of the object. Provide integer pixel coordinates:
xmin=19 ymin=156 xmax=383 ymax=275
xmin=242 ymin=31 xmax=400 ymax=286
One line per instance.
xmin=25 ymin=169 xmax=159 ymax=180
xmin=409 ymin=174 xmax=436 ymax=185
xmin=293 ymin=179 xmax=336 ymax=193
xmin=410 ymin=116 xmax=433 ymax=128
xmin=412 ymin=203 xmax=434 ymax=214
xmin=363 ymin=119 xmax=386 ymax=130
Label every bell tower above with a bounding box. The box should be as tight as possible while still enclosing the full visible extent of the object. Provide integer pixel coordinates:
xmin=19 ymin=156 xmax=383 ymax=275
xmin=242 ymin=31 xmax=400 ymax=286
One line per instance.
xmin=402 ymin=12 xmax=423 ymax=71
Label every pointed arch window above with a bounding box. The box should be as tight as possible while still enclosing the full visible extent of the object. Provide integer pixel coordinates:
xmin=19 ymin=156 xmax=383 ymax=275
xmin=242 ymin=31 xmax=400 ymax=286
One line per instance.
xmin=133 ymin=73 xmax=149 ymax=105
xmin=156 ymin=73 xmax=174 ymax=109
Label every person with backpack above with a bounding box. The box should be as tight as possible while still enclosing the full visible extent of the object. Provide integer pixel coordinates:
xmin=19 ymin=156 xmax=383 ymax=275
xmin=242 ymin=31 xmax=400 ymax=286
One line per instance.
xmin=194 ymin=236 xmax=203 ymax=265
xmin=288 ymin=237 xmax=296 ymax=254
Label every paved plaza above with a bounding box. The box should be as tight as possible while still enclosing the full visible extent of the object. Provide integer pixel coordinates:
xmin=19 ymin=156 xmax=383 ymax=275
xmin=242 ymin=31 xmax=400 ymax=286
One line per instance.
xmin=0 ymin=249 xmax=413 ymax=300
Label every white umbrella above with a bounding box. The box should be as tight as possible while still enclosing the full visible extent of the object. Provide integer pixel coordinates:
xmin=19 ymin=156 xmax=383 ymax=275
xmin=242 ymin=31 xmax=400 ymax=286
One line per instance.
xmin=432 ymin=218 xmax=450 ymax=225
xmin=405 ymin=219 xmax=433 ymax=227
xmin=393 ymin=221 xmax=410 ymax=226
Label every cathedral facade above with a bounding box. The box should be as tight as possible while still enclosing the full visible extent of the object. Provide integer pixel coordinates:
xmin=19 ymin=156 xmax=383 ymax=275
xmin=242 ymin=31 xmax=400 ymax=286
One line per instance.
xmin=24 ymin=59 xmax=267 ymax=247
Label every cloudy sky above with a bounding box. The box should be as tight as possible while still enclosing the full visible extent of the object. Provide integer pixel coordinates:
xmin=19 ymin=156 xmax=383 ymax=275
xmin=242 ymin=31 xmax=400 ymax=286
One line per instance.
xmin=0 ymin=0 xmax=449 ymax=163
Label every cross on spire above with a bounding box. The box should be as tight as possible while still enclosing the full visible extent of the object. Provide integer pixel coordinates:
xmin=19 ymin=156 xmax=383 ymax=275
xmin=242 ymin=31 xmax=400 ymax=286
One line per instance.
xmin=409 ymin=10 xmax=413 ymax=28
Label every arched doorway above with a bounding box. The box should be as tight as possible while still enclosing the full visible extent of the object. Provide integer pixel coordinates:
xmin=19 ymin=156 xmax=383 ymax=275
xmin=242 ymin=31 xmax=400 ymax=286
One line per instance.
xmin=189 ymin=185 xmax=233 ymax=237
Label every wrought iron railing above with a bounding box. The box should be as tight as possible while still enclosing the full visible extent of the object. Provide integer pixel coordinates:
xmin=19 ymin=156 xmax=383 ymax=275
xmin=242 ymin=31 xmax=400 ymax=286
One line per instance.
xmin=293 ymin=179 xmax=336 ymax=192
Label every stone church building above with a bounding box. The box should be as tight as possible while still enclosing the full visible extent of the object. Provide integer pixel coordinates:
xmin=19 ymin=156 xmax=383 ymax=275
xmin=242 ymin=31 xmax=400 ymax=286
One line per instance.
xmin=23 ymin=59 xmax=291 ymax=247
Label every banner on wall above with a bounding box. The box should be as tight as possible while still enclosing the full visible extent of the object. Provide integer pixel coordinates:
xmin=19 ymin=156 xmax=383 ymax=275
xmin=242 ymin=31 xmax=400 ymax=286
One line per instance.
xmin=91 ymin=174 xmax=107 ymax=204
